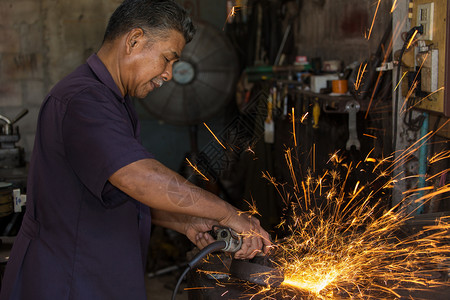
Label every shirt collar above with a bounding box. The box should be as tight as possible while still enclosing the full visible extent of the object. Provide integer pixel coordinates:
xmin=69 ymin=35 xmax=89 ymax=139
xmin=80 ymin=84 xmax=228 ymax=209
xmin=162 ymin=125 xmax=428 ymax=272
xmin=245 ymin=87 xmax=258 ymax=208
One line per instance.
xmin=87 ymin=54 xmax=125 ymax=103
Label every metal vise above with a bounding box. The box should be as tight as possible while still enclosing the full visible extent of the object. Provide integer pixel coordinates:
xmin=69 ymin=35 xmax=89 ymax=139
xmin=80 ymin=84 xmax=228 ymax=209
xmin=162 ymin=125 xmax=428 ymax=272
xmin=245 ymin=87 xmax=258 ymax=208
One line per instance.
xmin=0 ymin=109 xmax=28 ymax=168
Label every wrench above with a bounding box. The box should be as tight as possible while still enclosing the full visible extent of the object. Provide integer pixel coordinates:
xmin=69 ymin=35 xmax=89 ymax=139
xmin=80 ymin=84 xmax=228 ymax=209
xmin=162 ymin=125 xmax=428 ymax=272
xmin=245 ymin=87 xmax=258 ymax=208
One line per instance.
xmin=345 ymin=100 xmax=360 ymax=150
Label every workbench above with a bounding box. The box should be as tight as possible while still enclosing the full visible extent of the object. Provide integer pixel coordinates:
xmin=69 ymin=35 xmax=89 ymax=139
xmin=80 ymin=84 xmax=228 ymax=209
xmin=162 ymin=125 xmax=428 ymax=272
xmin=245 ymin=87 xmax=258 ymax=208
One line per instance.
xmin=186 ymin=253 xmax=303 ymax=300
xmin=292 ymin=88 xmax=369 ymax=113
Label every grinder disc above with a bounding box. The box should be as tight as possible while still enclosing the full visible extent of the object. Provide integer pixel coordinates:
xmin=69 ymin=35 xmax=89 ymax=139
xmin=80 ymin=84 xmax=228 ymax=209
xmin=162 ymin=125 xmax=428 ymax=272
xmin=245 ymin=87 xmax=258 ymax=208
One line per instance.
xmin=229 ymin=257 xmax=284 ymax=287
xmin=141 ymin=21 xmax=239 ymax=125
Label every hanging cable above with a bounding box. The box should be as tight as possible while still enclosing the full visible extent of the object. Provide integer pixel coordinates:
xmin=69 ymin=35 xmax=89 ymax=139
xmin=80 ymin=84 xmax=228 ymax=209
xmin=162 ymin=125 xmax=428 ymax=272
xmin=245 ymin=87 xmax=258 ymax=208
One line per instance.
xmin=392 ymin=25 xmax=423 ymax=150
xmin=171 ymin=240 xmax=226 ymax=300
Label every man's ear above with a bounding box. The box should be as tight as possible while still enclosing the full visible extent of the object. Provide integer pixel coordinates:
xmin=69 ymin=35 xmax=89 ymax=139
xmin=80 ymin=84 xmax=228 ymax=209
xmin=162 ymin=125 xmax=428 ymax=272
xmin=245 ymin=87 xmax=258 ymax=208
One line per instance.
xmin=125 ymin=28 xmax=145 ymax=54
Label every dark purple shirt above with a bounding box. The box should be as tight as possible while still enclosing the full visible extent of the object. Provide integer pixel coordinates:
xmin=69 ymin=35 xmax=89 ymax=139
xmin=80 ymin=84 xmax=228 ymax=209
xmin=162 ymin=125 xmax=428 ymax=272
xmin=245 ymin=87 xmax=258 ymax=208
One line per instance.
xmin=1 ymin=54 xmax=154 ymax=300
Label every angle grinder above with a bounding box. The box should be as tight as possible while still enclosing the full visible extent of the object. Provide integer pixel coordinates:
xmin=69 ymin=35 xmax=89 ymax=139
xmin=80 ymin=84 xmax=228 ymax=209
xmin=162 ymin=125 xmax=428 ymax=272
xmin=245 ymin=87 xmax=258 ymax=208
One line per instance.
xmin=172 ymin=226 xmax=284 ymax=300
xmin=207 ymin=225 xmax=242 ymax=252
xmin=209 ymin=226 xmax=284 ymax=288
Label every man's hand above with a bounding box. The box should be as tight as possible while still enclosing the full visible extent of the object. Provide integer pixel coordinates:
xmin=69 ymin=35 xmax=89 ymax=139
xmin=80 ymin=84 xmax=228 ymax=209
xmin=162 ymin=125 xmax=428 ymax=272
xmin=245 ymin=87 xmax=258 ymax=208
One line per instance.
xmin=152 ymin=208 xmax=271 ymax=259
xmin=152 ymin=210 xmax=218 ymax=249
xmin=184 ymin=210 xmax=272 ymax=259
xmin=219 ymin=212 xmax=272 ymax=260
xmin=183 ymin=216 xmax=217 ymax=250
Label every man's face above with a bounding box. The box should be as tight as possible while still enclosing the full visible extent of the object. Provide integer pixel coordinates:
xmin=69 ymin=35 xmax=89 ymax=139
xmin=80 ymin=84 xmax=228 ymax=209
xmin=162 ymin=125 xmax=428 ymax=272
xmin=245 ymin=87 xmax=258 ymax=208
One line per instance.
xmin=124 ymin=29 xmax=185 ymax=99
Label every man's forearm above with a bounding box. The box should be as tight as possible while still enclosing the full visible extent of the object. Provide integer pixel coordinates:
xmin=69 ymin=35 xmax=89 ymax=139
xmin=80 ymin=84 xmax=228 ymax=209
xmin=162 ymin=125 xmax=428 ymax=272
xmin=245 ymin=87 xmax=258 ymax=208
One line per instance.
xmin=110 ymin=159 xmax=272 ymax=259
xmin=109 ymin=158 xmax=234 ymax=222
xmin=151 ymin=209 xmax=189 ymax=234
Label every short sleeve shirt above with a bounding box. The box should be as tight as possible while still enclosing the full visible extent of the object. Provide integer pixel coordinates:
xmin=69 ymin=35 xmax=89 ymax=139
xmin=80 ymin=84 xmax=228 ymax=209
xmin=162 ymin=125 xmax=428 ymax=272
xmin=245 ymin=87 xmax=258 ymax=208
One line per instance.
xmin=0 ymin=54 xmax=154 ymax=300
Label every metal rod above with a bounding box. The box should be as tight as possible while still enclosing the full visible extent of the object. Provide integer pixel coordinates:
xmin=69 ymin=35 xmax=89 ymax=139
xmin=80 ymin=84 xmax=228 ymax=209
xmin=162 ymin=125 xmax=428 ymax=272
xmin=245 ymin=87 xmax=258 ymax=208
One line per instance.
xmin=416 ymin=112 xmax=429 ymax=214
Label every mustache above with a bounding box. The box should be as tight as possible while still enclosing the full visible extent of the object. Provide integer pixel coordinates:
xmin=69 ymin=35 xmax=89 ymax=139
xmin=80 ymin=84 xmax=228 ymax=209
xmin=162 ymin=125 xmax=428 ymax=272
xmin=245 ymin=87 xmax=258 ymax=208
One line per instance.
xmin=151 ymin=78 xmax=164 ymax=88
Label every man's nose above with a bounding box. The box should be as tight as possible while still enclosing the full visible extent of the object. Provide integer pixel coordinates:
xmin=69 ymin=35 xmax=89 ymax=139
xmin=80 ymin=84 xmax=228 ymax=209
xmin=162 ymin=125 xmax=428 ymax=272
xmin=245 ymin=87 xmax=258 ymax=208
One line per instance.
xmin=161 ymin=64 xmax=173 ymax=81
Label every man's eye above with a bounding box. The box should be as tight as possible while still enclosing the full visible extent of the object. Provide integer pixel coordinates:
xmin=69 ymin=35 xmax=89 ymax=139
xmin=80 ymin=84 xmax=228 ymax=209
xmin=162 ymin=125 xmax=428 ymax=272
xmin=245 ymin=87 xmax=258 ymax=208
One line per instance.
xmin=164 ymin=57 xmax=170 ymax=62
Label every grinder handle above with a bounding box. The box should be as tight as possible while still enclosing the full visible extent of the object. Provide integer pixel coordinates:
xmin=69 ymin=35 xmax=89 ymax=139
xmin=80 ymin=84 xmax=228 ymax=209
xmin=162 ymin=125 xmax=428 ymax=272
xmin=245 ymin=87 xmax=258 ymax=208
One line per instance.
xmin=11 ymin=109 xmax=28 ymax=125
xmin=209 ymin=226 xmax=243 ymax=253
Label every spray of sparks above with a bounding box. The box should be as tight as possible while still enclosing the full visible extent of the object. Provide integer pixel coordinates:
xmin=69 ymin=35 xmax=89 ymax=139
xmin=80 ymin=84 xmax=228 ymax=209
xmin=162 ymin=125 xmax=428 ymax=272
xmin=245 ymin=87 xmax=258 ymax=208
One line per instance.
xmin=267 ymin=120 xmax=450 ymax=299
xmin=189 ymin=123 xmax=449 ymax=299
xmin=234 ymin=141 xmax=449 ymax=300
xmin=273 ymin=154 xmax=448 ymax=298
xmin=188 ymin=114 xmax=449 ymax=300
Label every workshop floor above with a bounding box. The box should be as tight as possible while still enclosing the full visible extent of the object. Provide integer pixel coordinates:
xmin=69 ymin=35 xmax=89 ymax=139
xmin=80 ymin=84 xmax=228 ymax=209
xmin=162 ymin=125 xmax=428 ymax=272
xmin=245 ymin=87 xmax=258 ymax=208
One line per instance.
xmin=146 ymin=226 xmax=191 ymax=299
xmin=146 ymin=273 xmax=188 ymax=300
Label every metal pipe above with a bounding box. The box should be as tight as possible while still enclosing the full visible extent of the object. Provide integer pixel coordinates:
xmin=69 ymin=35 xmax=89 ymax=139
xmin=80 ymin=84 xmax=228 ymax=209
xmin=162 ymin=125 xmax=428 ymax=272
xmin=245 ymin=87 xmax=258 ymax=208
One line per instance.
xmin=416 ymin=112 xmax=429 ymax=214
xmin=0 ymin=114 xmax=10 ymax=124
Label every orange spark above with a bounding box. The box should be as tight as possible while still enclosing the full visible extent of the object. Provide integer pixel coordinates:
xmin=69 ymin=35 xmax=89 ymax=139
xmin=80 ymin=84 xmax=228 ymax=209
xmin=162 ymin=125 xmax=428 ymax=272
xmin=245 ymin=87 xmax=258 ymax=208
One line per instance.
xmin=301 ymin=112 xmax=309 ymax=123
xmin=243 ymin=197 xmax=262 ymax=217
xmin=363 ymin=133 xmax=377 ymax=139
xmin=285 ymin=148 xmax=300 ymax=194
xmin=223 ymin=5 xmax=242 ymax=30
xmin=429 ymin=149 xmax=450 ymax=164
xmin=366 ymin=0 xmax=382 ymax=40
xmin=354 ymin=62 xmax=367 ymax=91
xmin=406 ymin=29 xmax=419 ymax=49
xmin=364 ymin=148 xmax=375 ymax=162
xmin=404 ymin=186 xmax=435 ymax=194
xmin=327 ymin=150 xmax=344 ymax=164
xmin=365 ymin=157 xmax=376 ymax=163
xmin=245 ymin=146 xmax=256 ymax=157
xmin=414 ymin=185 xmax=450 ymax=204
xmin=400 ymin=80 xmax=418 ymax=113
xmin=203 ymin=122 xmax=226 ymax=149
xmin=426 ymin=169 xmax=449 ymax=182
xmin=313 ymin=143 xmax=316 ymax=173
xmin=185 ymin=158 xmax=209 ymax=181
xmin=393 ymin=71 xmax=408 ymax=91
xmin=409 ymin=87 xmax=445 ymax=109
xmin=183 ymin=286 xmax=216 ymax=291
xmin=391 ymin=0 xmax=398 ymax=13
xmin=224 ymin=6 xmax=236 ymax=25
xmin=292 ymin=107 xmax=297 ymax=147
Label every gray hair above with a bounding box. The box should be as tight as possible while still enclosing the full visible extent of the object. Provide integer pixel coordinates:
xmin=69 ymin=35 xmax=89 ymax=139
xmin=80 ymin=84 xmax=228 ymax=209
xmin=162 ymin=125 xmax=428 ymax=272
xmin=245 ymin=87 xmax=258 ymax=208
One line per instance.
xmin=103 ymin=0 xmax=195 ymax=44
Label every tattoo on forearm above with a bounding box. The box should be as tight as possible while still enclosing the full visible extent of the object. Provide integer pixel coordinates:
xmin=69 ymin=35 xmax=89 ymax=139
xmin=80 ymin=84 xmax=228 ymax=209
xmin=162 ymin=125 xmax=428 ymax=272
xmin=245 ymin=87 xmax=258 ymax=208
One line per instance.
xmin=166 ymin=176 xmax=209 ymax=208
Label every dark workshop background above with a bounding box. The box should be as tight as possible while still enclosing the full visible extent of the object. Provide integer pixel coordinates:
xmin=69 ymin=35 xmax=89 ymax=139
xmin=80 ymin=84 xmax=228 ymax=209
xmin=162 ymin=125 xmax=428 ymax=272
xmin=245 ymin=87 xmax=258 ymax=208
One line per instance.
xmin=0 ymin=0 xmax=390 ymax=165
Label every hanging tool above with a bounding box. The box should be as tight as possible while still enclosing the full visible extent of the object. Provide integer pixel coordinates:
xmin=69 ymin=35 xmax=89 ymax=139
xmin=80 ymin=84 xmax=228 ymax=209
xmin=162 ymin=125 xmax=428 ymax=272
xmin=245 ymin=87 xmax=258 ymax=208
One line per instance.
xmin=0 ymin=109 xmax=29 ymax=168
xmin=312 ymin=100 xmax=321 ymax=129
xmin=345 ymin=100 xmax=360 ymax=150
xmin=0 ymin=109 xmax=28 ymax=136
xmin=264 ymin=88 xmax=275 ymax=143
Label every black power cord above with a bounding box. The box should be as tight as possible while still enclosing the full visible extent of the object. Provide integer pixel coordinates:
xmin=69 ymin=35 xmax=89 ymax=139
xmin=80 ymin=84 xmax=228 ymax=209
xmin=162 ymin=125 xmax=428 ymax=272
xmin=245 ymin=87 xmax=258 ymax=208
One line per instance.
xmin=171 ymin=241 xmax=226 ymax=300
xmin=392 ymin=24 xmax=424 ymax=150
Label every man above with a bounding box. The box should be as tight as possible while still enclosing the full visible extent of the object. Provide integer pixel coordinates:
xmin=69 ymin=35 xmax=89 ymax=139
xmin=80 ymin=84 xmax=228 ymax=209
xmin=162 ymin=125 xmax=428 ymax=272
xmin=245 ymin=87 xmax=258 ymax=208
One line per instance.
xmin=0 ymin=1 xmax=271 ymax=299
